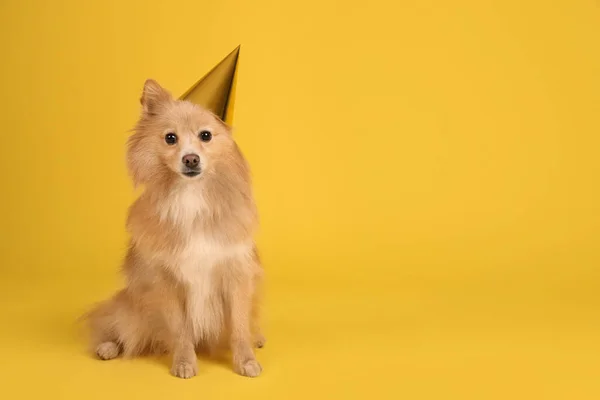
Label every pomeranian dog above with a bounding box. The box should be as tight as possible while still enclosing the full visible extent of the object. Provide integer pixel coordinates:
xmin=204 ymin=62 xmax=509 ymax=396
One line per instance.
xmin=85 ymin=79 xmax=265 ymax=379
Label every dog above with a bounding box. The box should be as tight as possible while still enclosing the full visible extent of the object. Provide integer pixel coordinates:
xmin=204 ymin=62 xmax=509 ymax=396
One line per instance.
xmin=85 ymin=79 xmax=265 ymax=379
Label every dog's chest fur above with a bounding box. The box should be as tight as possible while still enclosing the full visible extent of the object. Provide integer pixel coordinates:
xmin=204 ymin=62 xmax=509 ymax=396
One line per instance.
xmin=161 ymin=184 xmax=253 ymax=341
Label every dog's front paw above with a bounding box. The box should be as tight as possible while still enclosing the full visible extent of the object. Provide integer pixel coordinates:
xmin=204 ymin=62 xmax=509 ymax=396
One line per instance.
xmin=235 ymin=359 xmax=262 ymax=377
xmin=171 ymin=361 xmax=198 ymax=379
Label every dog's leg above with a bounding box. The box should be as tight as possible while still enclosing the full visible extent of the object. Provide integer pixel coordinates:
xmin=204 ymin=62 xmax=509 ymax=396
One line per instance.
xmin=169 ymin=305 xmax=197 ymax=379
xmin=86 ymin=295 xmax=124 ymax=360
xmin=251 ymin=249 xmax=266 ymax=349
xmin=251 ymin=278 xmax=266 ymax=349
xmin=170 ymin=331 xmax=197 ymax=379
xmin=91 ymin=317 xmax=122 ymax=360
xmin=229 ymin=276 xmax=262 ymax=377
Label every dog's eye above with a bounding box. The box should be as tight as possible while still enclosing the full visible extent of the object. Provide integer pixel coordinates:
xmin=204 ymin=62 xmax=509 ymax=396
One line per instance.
xmin=165 ymin=133 xmax=178 ymax=145
xmin=199 ymin=130 xmax=212 ymax=142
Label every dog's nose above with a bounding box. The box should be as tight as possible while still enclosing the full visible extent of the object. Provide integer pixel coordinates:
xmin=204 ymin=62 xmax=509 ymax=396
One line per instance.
xmin=182 ymin=154 xmax=200 ymax=168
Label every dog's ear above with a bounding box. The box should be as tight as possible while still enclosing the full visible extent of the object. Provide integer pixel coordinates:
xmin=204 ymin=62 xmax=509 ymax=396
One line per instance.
xmin=211 ymin=112 xmax=233 ymax=133
xmin=140 ymin=79 xmax=172 ymax=115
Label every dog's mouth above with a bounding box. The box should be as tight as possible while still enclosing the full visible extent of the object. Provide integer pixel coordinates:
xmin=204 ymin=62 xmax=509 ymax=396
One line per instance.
xmin=181 ymin=169 xmax=201 ymax=178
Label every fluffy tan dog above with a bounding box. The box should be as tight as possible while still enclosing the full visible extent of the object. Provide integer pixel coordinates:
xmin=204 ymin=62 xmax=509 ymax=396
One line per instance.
xmin=85 ymin=79 xmax=265 ymax=379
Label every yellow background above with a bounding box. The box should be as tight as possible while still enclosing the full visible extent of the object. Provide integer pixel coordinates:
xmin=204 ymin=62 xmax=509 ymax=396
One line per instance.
xmin=1 ymin=0 xmax=599 ymax=398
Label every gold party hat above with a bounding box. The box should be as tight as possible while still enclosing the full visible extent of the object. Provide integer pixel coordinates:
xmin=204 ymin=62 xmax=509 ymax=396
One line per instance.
xmin=180 ymin=46 xmax=240 ymax=122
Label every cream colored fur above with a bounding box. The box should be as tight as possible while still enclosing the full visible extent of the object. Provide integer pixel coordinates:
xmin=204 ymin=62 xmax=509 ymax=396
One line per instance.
xmin=84 ymin=79 xmax=265 ymax=379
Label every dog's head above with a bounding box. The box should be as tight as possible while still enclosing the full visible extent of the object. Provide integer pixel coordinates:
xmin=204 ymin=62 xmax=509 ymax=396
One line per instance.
xmin=127 ymin=79 xmax=240 ymax=186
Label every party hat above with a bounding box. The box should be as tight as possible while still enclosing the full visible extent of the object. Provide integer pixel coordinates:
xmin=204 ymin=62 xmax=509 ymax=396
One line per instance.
xmin=180 ymin=46 xmax=240 ymax=122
